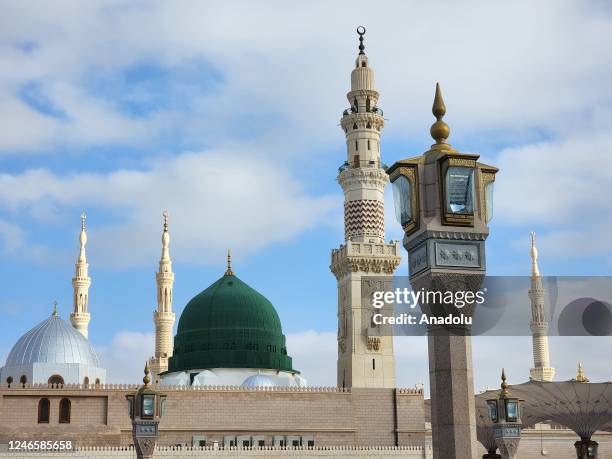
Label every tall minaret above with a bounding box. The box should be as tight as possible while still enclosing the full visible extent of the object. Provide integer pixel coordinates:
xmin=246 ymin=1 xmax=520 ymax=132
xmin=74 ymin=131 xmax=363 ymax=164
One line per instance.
xmin=149 ymin=211 xmax=176 ymax=382
xmin=529 ymin=232 xmax=555 ymax=381
xmin=330 ymin=27 xmax=401 ymax=388
xmin=71 ymin=212 xmax=91 ymax=338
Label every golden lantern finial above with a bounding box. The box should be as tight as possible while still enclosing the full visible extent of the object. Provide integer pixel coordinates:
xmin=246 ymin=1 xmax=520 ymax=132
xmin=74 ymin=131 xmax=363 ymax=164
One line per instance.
xmin=143 ymin=362 xmax=151 ymax=386
xmin=499 ymin=368 xmax=511 ymax=399
xmin=575 ymin=363 xmax=589 ymax=383
xmin=430 ymin=82 xmax=452 ymax=149
xmin=225 ymin=249 xmax=234 ymax=276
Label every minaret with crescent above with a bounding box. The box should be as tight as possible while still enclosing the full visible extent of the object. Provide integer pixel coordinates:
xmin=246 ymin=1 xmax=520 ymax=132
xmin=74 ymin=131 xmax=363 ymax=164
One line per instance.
xmin=529 ymin=232 xmax=555 ymax=382
xmin=70 ymin=212 xmax=92 ymax=338
xmin=330 ymin=27 xmax=401 ymax=388
xmin=150 ymin=211 xmax=176 ymax=382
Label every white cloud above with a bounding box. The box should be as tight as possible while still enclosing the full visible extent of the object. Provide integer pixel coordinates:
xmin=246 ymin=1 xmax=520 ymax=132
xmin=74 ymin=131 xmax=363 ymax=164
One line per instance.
xmin=0 ymin=149 xmax=338 ymax=267
xmin=96 ymin=330 xmax=155 ymax=383
xmin=494 ymin=125 xmax=612 ymax=259
xmin=286 ymin=330 xmax=337 ymax=386
xmin=1 ymin=1 xmax=611 ymax=153
xmin=0 ymin=219 xmax=25 ymax=254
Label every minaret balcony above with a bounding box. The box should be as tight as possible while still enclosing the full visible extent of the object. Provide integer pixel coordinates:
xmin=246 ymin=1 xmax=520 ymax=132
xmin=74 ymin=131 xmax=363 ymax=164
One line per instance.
xmin=338 ymin=159 xmax=388 ymax=174
xmin=340 ymin=111 xmax=384 ymax=132
xmin=330 ymin=240 xmax=401 ymax=279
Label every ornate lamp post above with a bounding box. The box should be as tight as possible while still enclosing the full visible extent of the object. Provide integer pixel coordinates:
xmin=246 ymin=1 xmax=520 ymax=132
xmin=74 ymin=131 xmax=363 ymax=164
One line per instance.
xmin=486 ymin=370 xmax=523 ymax=459
xmin=387 ymin=83 xmax=498 ymax=459
xmin=126 ymin=363 xmax=166 ymax=459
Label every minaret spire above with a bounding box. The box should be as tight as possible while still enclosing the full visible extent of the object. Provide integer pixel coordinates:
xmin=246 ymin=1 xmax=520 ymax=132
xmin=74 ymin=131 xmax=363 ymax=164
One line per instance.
xmin=149 ymin=210 xmax=176 ymax=383
xmin=528 ymin=231 xmax=555 ymax=382
xmin=331 ymin=28 xmax=401 ymax=389
xmin=530 ymin=231 xmax=540 ymax=277
xmin=71 ymin=211 xmax=92 ymax=338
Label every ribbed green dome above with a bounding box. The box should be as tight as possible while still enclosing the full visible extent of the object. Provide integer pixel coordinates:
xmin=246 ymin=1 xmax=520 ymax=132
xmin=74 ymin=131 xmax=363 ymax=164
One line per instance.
xmin=167 ymin=273 xmax=296 ymax=374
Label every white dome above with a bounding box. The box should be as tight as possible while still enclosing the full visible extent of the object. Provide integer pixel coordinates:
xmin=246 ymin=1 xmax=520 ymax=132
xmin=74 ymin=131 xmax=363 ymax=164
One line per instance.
xmin=241 ymin=374 xmax=278 ymax=388
xmin=4 ymin=312 xmax=101 ymax=367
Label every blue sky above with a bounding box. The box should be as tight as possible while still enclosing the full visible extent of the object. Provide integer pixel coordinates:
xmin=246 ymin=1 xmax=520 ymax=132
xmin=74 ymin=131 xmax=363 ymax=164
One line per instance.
xmin=1 ymin=1 xmax=611 ymax=390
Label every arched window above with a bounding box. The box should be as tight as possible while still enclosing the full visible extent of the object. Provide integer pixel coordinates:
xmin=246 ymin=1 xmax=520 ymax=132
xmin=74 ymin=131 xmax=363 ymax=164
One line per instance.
xmin=48 ymin=375 xmax=64 ymax=387
xmin=59 ymin=398 xmax=71 ymax=424
xmin=83 ymin=377 xmax=89 ymax=386
xmin=38 ymin=398 xmax=50 ymax=423
xmin=19 ymin=375 xmax=27 ymax=387
xmin=6 ymin=376 xmax=13 ymax=386
xmin=95 ymin=378 xmax=100 ymax=386
xmin=366 ymin=97 xmax=371 ymax=112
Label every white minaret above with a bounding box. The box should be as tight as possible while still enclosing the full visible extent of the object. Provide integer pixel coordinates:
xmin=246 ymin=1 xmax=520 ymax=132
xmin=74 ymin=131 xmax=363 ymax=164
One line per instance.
xmin=71 ymin=212 xmax=92 ymax=338
xmin=330 ymin=27 xmax=401 ymax=388
xmin=150 ymin=211 xmax=176 ymax=382
xmin=529 ymin=232 xmax=555 ymax=381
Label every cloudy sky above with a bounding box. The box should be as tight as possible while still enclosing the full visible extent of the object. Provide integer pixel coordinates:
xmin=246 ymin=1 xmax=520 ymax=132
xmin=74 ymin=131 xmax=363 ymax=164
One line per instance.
xmin=1 ymin=1 xmax=611 ymax=392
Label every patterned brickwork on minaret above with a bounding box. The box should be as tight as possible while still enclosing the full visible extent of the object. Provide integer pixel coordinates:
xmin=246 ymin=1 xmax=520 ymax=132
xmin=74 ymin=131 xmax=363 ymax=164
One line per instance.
xmin=330 ymin=27 xmax=401 ymax=388
xmin=149 ymin=211 xmax=176 ymax=382
xmin=529 ymin=232 xmax=555 ymax=382
xmin=71 ymin=212 xmax=91 ymax=338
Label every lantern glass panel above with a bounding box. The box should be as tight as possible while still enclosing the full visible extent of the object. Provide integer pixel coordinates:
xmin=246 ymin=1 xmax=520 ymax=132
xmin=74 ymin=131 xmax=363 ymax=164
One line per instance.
xmin=505 ymin=399 xmax=518 ymax=422
xmin=487 ymin=401 xmax=498 ymax=423
xmin=485 ymin=181 xmax=494 ymax=223
xmin=392 ymin=175 xmax=412 ymax=226
xmin=142 ymin=395 xmax=154 ymax=418
xmin=445 ymin=166 xmax=474 ymax=214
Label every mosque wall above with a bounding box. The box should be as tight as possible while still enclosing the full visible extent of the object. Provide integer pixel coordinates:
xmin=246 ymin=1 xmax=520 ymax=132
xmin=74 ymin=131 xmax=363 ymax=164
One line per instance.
xmin=0 ymin=385 xmax=425 ymax=448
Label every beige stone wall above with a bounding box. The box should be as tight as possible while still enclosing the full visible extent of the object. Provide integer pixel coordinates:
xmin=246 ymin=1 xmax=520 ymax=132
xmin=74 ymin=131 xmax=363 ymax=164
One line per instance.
xmin=0 ymin=385 xmax=425 ymax=449
xmin=0 ymin=445 xmax=433 ymax=458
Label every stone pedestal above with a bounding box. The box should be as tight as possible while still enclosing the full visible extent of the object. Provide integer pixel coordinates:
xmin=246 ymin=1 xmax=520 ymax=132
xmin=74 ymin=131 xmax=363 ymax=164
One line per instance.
xmin=495 ymin=437 xmax=519 ymax=459
xmin=428 ymin=329 xmax=478 ymax=459
xmin=413 ymin=271 xmax=483 ymax=459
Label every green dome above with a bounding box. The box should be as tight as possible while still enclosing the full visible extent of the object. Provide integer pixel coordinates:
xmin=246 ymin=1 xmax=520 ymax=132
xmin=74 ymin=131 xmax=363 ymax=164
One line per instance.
xmin=167 ymin=273 xmax=297 ymax=374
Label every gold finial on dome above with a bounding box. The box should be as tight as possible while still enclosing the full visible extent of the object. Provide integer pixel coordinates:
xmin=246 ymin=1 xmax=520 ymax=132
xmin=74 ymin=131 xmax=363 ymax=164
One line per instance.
xmin=81 ymin=211 xmax=87 ymax=231
xmin=52 ymin=300 xmax=58 ymax=317
xmin=575 ymin=363 xmax=589 ymax=383
xmin=499 ymin=368 xmax=510 ymax=399
xmin=143 ymin=362 xmax=151 ymax=386
xmin=430 ymin=82 xmax=452 ymax=149
xmin=225 ymin=249 xmax=234 ymax=276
